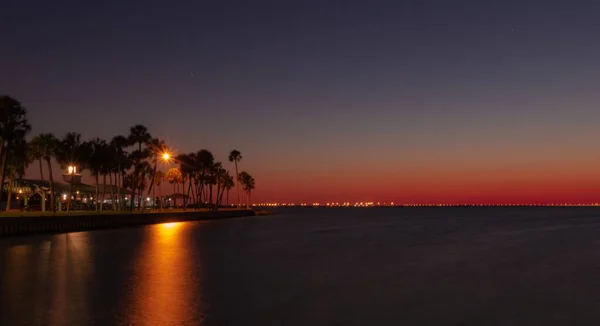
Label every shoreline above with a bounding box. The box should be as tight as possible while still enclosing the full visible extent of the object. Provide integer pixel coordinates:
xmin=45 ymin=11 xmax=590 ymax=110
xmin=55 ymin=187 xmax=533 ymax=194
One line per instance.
xmin=0 ymin=209 xmax=273 ymax=237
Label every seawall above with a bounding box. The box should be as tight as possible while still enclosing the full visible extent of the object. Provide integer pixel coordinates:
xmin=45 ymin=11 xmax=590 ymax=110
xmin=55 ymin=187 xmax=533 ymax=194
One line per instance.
xmin=0 ymin=210 xmax=265 ymax=237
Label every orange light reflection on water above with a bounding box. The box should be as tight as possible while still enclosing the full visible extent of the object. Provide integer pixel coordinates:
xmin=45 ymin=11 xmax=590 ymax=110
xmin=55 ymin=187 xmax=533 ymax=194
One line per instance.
xmin=125 ymin=221 xmax=200 ymax=325
xmin=161 ymin=222 xmax=180 ymax=229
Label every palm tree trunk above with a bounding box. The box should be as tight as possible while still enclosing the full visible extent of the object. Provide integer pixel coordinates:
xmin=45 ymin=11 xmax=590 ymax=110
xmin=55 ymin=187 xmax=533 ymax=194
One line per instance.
xmin=173 ymin=182 xmax=176 ymax=207
xmin=67 ymin=180 xmax=73 ymax=214
xmin=6 ymin=180 xmax=13 ymax=211
xmin=190 ymin=181 xmax=196 ymax=208
xmin=138 ymin=174 xmax=144 ymax=211
xmin=147 ymin=160 xmax=157 ymax=196
xmin=209 ymin=182 xmax=214 ymax=210
xmin=216 ymin=181 xmax=221 ymax=209
xmin=116 ymin=171 xmax=121 ymax=211
xmin=195 ymin=182 xmax=201 ymax=208
xmin=227 ymin=189 xmax=230 ymax=206
xmin=38 ymin=159 xmax=44 ymax=181
xmin=101 ymin=174 xmax=107 ymax=212
xmin=158 ymin=182 xmax=163 ymax=211
xmin=95 ymin=174 xmax=100 ymax=212
xmin=46 ymin=158 xmax=55 ymax=213
xmin=109 ymin=172 xmax=116 ymax=211
xmin=185 ymin=177 xmax=192 ymax=210
xmin=235 ymin=162 xmax=240 ymax=209
xmin=218 ymin=187 xmax=225 ymax=209
xmin=129 ymin=177 xmax=136 ymax=211
xmin=0 ymin=149 xmax=10 ymax=208
xmin=152 ymin=178 xmax=156 ymax=211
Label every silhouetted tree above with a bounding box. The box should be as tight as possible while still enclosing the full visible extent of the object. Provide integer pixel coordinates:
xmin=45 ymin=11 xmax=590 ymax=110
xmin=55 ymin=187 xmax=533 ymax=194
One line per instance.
xmin=228 ymin=150 xmax=242 ymax=209
xmin=28 ymin=133 xmax=59 ymax=212
xmin=0 ymin=96 xmax=31 ymax=209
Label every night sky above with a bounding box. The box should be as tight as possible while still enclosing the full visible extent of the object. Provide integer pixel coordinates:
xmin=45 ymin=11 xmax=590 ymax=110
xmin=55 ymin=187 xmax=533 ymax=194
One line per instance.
xmin=3 ymin=0 xmax=600 ymax=204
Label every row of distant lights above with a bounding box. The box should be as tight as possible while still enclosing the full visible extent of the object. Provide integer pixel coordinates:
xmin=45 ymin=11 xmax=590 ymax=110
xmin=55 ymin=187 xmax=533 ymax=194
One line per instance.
xmin=254 ymin=202 xmax=391 ymax=207
xmin=60 ymin=194 xmax=175 ymax=203
xmin=254 ymin=203 xmax=600 ymax=207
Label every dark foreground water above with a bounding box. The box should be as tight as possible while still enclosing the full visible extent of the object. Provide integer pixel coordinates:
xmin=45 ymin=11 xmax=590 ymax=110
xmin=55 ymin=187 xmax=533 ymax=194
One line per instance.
xmin=2 ymin=207 xmax=600 ymax=325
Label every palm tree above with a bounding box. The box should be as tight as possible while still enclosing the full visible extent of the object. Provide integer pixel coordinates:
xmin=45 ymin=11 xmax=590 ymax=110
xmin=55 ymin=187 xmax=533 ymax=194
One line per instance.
xmin=110 ymin=135 xmax=129 ymax=210
xmin=138 ymin=161 xmax=152 ymax=209
xmin=154 ymin=170 xmax=165 ymax=210
xmin=27 ymin=136 xmax=45 ymax=182
xmin=214 ymin=166 xmax=231 ymax=208
xmin=238 ymin=171 xmax=255 ymax=209
xmin=87 ymin=138 xmax=108 ymax=211
xmin=165 ymin=167 xmax=182 ymax=207
xmin=175 ymin=153 xmax=194 ymax=208
xmin=5 ymin=138 xmax=31 ymax=210
xmin=29 ymin=133 xmax=58 ymax=212
xmin=212 ymin=162 xmax=224 ymax=208
xmin=221 ymin=171 xmax=235 ymax=207
xmin=146 ymin=138 xmax=167 ymax=201
xmin=0 ymin=96 xmax=32 ymax=208
xmin=197 ymin=150 xmax=214 ymax=208
xmin=55 ymin=132 xmax=90 ymax=213
xmin=228 ymin=150 xmax=242 ymax=209
xmin=127 ymin=125 xmax=151 ymax=210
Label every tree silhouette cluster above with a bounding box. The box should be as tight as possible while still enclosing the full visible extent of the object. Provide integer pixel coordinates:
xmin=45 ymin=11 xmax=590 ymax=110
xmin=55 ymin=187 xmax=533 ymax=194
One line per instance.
xmin=0 ymin=95 xmax=256 ymax=212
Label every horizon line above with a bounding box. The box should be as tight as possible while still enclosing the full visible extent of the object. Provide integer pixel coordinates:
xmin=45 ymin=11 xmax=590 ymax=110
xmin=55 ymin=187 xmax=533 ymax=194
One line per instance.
xmin=253 ymin=203 xmax=600 ymax=207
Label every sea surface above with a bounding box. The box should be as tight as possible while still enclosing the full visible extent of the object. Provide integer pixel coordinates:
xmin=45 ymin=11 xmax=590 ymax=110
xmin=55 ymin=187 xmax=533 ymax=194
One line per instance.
xmin=2 ymin=207 xmax=600 ymax=325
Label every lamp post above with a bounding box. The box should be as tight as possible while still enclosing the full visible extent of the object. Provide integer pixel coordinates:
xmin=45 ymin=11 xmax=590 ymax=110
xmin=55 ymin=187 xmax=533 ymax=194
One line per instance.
xmin=157 ymin=152 xmax=172 ymax=211
xmin=62 ymin=165 xmax=81 ymax=214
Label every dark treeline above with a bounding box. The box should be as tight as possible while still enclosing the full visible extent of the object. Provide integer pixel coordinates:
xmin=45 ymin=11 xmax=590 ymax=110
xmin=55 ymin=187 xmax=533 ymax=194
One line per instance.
xmin=0 ymin=95 xmax=256 ymax=213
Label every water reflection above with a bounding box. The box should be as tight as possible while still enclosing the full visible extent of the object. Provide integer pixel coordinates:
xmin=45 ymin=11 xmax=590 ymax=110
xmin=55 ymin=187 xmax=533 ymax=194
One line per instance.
xmin=0 ymin=233 xmax=92 ymax=326
xmin=123 ymin=222 xmax=203 ymax=325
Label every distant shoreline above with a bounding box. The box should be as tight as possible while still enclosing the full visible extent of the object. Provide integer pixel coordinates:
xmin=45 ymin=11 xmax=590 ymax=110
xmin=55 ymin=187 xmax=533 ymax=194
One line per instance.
xmin=257 ymin=204 xmax=600 ymax=208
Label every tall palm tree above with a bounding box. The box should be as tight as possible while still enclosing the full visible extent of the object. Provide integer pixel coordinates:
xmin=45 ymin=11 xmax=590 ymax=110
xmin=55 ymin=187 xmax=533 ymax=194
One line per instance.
xmin=127 ymin=125 xmax=151 ymax=210
xmin=0 ymin=96 xmax=32 ymax=207
xmin=213 ymin=162 xmax=224 ymax=208
xmin=110 ymin=135 xmax=129 ymax=210
xmin=27 ymin=136 xmax=45 ymax=181
xmin=55 ymin=132 xmax=90 ymax=213
xmin=228 ymin=150 xmax=242 ymax=209
xmin=5 ymin=138 xmax=31 ymax=210
xmin=175 ymin=153 xmax=193 ymax=208
xmin=238 ymin=171 xmax=255 ymax=209
xmin=165 ymin=167 xmax=182 ymax=207
xmin=138 ymin=161 xmax=152 ymax=209
xmin=197 ymin=150 xmax=214 ymax=208
xmin=214 ymin=166 xmax=231 ymax=208
xmin=221 ymin=171 xmax=234 ymax=207
xmin=146 ymin=138 xmax=167 ymax=201
xmin=87 ymin=138 xmax=108 ymax=211
xmin=154 ymin=170 xmax=165 ymax=210
xmin=29 ymin=133 xmax=58 ymax=212
xmin=128 ymin=124 xmax=151 ymax=152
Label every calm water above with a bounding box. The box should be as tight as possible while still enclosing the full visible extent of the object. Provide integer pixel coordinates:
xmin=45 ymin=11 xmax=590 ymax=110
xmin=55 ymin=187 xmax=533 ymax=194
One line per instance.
xmin=2 ymin=207 xmax=600 ymax=325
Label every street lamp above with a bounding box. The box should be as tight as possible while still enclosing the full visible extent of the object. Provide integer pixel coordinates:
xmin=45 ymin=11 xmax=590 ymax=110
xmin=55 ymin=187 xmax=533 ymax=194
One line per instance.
xmin=63 ymin=165 xmax=82 ymax=184
xmin=162 ymin=152 xmax=171 ymax=161
xmin=62 ymin=165 xmax=81 ymax=214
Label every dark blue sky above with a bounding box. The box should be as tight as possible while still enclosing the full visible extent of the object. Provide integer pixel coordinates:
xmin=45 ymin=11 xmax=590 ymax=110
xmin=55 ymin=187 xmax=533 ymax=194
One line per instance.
xmin=3 ymin=0 xmax=600 ymax=203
